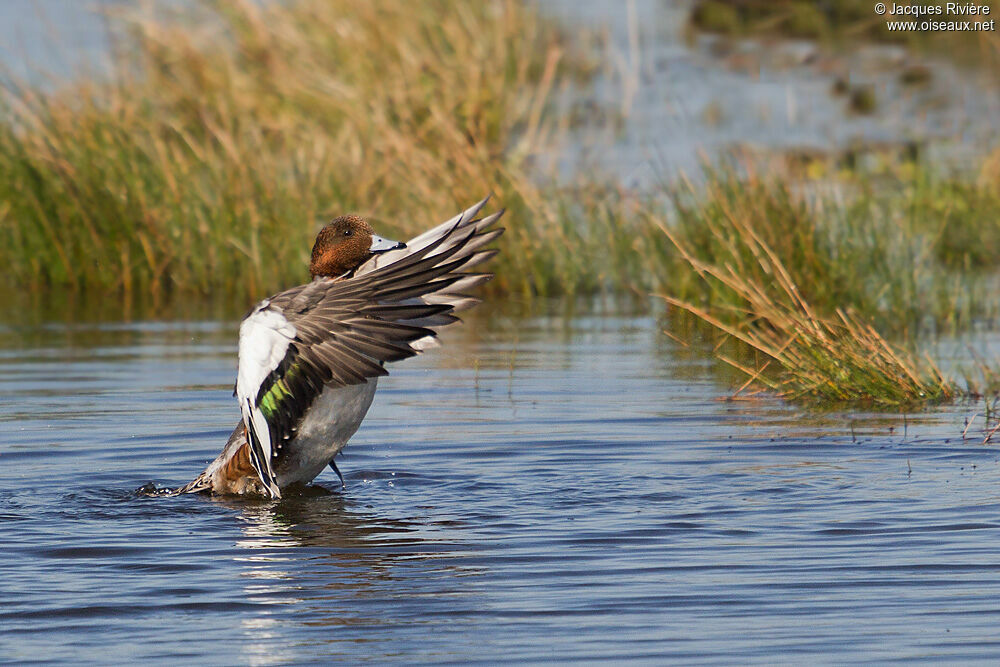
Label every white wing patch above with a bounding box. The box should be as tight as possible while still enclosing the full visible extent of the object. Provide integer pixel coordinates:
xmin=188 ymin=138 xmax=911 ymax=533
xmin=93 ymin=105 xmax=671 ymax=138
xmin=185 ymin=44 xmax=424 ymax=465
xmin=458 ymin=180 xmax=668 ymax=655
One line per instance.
xmin=409 ymin=335 xmax=440 ymax=352
xmin=235 ymin=301 xmax=296 ymax=498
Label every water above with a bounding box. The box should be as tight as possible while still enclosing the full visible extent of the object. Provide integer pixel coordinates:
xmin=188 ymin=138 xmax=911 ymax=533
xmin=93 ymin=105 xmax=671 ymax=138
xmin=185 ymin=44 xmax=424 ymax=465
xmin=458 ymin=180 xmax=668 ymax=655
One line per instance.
xmin=544 ymin=0 xmax=1000 ymax=185
xmin=4 ymin=302 xmax=1000 ymax=663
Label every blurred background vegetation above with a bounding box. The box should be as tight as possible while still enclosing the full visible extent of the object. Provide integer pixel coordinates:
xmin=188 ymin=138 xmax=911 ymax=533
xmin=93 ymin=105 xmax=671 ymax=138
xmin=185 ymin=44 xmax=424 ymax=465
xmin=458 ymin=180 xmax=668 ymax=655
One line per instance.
xmin=1 ymin=0 xmax=998 ymax=407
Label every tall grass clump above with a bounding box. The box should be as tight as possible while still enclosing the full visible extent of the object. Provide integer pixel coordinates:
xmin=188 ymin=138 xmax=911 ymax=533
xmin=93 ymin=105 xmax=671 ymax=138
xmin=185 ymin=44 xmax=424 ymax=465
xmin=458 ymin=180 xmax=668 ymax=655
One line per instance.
xmin=647 ymin=169 xmax=1000 ymax=338
xmin=0 ymin=0 xmax=627 ymax=301
xmin=648 ymin=160 xmax=1000 ymax=407
xmin=657 ymin=213 xmax=957 ymax=408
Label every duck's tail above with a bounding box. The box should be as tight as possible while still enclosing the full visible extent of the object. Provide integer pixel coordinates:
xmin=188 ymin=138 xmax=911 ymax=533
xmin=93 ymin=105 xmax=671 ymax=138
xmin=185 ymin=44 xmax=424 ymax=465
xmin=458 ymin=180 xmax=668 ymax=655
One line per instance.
xmin=133 ymin=472 xmax=211 ymax=498
xmin=165 ymin=422 xmax=259 ymax=497
xmin=172 ymin=471 xmax=213 ymax=495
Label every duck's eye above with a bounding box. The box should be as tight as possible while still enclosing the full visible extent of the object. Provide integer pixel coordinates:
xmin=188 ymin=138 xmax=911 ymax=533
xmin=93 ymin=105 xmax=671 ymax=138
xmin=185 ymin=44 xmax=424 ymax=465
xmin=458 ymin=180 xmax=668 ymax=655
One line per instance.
xmin=343 ymin=229 xmax=352 ymax=237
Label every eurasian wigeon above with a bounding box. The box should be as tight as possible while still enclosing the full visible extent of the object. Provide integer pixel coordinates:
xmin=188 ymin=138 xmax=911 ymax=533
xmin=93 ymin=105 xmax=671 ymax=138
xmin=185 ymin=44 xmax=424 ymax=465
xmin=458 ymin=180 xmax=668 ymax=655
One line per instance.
xmin=176 ymin=198 xmax=503 ymax=498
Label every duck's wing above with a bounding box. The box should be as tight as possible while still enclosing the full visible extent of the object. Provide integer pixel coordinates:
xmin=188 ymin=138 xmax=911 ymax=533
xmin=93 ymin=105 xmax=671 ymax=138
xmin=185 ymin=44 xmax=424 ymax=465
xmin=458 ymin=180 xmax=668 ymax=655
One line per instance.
xmin=234 ymin=200 xmax=504 ymax=498
xmin=356 ymin=196 xmax=505 ymax=321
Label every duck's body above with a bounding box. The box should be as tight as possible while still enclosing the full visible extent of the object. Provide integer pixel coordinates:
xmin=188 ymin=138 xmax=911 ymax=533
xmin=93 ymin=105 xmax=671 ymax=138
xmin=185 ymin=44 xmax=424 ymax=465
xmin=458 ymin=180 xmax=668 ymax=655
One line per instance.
xmin=191 ymin=380 xmax=377 ymax=496
xmin=177 ymin=198 xmax=503 ymax=498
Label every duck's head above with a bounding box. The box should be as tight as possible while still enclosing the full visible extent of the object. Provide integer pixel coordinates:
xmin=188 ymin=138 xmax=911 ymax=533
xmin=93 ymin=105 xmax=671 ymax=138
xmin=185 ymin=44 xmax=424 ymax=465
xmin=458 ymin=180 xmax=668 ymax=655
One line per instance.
xmin=309 ymin=215 xmax=405 ymax=278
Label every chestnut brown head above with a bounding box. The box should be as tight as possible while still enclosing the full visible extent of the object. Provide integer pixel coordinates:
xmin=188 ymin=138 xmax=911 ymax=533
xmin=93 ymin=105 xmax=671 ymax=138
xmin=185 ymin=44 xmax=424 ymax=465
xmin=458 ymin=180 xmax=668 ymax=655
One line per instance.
xmin=309 ymin=215 xmax=404 ymax=278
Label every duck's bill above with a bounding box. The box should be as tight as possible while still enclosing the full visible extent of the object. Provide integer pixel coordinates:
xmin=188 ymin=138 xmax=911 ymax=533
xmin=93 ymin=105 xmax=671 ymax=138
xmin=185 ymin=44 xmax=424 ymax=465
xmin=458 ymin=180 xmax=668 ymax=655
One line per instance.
xmin=370 ymin=235 xmax=406 ymax=253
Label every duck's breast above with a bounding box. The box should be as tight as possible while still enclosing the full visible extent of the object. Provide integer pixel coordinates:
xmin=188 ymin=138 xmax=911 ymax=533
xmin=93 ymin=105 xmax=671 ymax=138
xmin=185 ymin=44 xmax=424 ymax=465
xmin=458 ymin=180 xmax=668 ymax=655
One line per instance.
xmin=276 ymin=378 xmax=378 ymax=487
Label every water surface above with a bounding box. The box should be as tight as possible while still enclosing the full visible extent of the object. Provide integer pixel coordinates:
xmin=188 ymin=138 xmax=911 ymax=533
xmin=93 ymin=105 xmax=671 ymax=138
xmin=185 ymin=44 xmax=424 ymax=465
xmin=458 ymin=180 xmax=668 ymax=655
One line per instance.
xmin=3 ymin=303 xmax=1000 ymax=663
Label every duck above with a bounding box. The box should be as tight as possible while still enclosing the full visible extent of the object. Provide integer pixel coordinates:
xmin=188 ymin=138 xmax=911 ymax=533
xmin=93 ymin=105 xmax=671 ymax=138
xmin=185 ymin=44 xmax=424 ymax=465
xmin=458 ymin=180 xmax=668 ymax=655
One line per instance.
xmin=176 ymin=197 xmax=504 ymax=498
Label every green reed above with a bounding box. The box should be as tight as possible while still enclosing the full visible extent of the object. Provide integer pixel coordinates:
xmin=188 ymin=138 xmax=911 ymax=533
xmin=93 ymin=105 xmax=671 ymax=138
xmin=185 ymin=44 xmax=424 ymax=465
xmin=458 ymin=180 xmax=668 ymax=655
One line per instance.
xmin=649 ymin=160 xmax=1000 ymax=408
xmin=0 ymin=0 xmax=610 ymax=301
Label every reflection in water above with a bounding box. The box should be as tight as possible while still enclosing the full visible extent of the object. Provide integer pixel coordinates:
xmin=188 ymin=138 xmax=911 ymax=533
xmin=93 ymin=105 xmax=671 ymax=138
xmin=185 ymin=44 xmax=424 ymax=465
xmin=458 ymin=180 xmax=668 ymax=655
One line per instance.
xmin=229 ymin=490 xmax=443 ymax=552
xmin=217 ymin=489 xmax=485 ymax=662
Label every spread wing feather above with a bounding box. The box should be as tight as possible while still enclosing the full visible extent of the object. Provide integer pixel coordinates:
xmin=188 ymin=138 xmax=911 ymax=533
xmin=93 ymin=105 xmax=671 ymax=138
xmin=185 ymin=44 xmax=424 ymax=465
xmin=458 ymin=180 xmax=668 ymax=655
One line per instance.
xmin=234 ymin=199 xmax=504 ymax=497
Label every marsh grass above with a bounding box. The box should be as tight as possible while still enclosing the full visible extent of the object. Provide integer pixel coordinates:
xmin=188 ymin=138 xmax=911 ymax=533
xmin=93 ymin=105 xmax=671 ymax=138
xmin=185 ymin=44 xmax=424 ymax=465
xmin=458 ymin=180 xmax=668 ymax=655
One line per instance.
xmin=649 ymin=167 xmax=1000 ymax=338
xmin=658 ymin=212 xmax=957 ymax=408
xmin=0 ymin=0 xmax=615 ymax=300
xmin=651 ymin=160 xmax=1000 ymax=408
xmin=3 ymin=0 xmax=998 ymax=315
